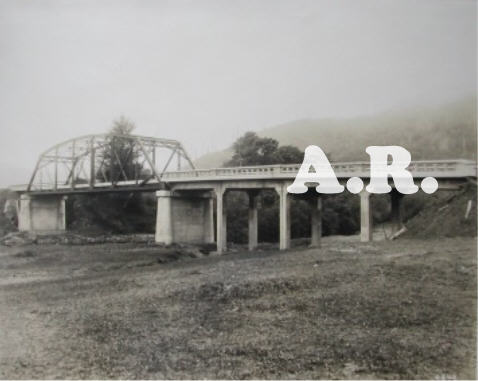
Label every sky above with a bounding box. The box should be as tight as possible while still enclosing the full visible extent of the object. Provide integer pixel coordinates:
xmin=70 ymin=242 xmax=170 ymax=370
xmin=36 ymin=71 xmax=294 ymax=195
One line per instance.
xmin=0 ymin=0 xmax=476 ymax=186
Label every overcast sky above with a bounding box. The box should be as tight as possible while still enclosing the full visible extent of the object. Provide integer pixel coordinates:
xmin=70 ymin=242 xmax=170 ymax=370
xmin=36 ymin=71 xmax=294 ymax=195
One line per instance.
xmin=0 ymin=0 xmax=476 ymax=186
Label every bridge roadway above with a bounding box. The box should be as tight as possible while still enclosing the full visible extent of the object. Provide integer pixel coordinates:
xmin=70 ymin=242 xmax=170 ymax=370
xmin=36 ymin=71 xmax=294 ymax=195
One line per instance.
xmin=12 ymin=159 xmax=477 ymax=254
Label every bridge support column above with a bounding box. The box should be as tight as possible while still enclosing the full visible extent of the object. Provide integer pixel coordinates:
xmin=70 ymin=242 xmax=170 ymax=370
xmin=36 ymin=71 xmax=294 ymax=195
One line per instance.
xmin=276 ymin=184 xmax=291 ymax=250
xmin=204 ymin=195 xmax=215 ymax=244
xmin=155 ymin=190 xmax=173 ymax=245
xmin=309 ymin=195 xmax=322 ymax=248
xmin=390 ymin=190 xmax=404 ymax=236
xmin=248 ymin=190 xmax=259 ymax=251
xmin=360 ymin=190 xmax=373 ymax=242
xmin=215 ymin=186 xmax=227 ymax=254
xmin=18 ymin=194 xmax=67 ymax=233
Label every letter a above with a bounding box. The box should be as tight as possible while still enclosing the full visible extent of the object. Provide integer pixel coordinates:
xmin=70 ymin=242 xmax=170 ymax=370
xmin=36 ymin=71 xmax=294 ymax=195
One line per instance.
xmin=287 ymin=146 xmax=344 ymax=194
xmin=365 ymin=146 xmax=418 ymax=194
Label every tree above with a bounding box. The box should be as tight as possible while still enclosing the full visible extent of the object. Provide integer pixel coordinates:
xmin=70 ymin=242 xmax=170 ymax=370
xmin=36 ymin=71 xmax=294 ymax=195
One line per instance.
xmin=226 ymin=132 xmax=305 ymax=167
xmin=226 ymin=132 xmax=279 ymax=166
xmin=273 ymin=145 xmax=303 ymax=164
xmin=99 ymin=116 xmax=143 ymax=182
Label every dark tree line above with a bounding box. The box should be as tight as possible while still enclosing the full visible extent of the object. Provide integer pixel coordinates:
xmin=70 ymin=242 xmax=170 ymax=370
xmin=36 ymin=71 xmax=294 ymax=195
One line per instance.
xmin=226 ymin=132 xmax=304 ymax=166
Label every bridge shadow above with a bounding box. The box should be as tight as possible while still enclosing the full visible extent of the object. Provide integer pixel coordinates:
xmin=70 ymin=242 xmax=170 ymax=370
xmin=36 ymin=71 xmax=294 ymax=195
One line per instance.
xmin=66 ymin=191 xmax=157 ymax=234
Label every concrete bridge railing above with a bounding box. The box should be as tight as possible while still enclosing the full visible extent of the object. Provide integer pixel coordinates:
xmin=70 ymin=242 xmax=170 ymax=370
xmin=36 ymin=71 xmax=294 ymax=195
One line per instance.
xmin=161 ymin=159 xmax=477 ymax=182
xmin=13 ymin=159 xmax=477 ymax=192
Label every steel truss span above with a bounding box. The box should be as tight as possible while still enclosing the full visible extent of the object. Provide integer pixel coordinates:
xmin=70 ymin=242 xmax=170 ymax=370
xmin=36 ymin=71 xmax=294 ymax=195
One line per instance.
xmin=26 ymin=134 xmax=195 ymax=192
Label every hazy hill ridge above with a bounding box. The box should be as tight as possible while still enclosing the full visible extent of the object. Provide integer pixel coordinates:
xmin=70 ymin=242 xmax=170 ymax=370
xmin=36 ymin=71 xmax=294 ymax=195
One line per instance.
xmin=195 ymin=97 xmax=476 ymax=168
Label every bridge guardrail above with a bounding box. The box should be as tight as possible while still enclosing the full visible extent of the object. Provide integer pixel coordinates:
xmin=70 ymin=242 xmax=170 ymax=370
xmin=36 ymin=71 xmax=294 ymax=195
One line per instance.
xmin=11 ymin=159 xmax=477 ymax=192
xmin=161 ymin=159 xmax=477 ymax=182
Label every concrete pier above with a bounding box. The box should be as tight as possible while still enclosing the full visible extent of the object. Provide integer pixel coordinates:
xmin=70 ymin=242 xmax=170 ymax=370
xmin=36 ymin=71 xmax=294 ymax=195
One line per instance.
xmin=215 ymin=186 xmax=227 ymax=253
xmin=276 ymin=184 xmax=291 ymax=250
xmin=248 ymin=190 xmax=259 ymax=251
xmin=18 ymin=194 xmax=67 ymax=233
xmin=360 ymin=190 xmax=372 ymax=242
xmin=205 ymin=195 xmax=215 ymax=244
xmin=309 ymin=195 xmax=322 ymax=248
xmin=390 ymin=190 xmax=404 ymax=235
xmin=155 ymin=190 xmax=215 ymax=245
xmin=155 ymin=190 xmax=173 ymax=244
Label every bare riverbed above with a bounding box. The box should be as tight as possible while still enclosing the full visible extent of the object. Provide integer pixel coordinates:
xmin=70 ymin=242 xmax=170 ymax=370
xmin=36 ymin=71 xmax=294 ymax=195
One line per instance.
xmin=0 ymin=236 xmax=475 ymax=379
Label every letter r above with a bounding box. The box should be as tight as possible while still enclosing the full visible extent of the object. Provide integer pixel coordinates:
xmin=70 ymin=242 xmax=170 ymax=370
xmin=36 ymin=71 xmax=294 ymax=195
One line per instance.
xmin=365 ymin=146 xmax=418 ymax=194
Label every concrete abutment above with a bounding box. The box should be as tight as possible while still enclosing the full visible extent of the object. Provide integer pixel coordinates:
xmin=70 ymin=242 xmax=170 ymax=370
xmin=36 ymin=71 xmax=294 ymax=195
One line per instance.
xmin=155 ymin=190 xmax=215 ymax=245
xmin=18 ymin=194 xmax=67 ymax=233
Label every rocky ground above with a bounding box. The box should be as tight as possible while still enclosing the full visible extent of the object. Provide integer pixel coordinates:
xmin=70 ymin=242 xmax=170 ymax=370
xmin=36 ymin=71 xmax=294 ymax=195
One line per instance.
xmin=0 ymin=236 xmax=475 ymax=379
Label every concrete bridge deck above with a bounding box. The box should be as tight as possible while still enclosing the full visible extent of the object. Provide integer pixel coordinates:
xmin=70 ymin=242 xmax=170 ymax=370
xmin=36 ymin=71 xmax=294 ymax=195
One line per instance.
xmin=11 ymin=159 xmax=477 ymax=195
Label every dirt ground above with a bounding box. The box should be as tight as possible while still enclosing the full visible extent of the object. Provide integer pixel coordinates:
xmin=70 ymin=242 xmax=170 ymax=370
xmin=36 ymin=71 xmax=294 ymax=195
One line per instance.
xmin=0 ymin=236 xmax=475 ymax=379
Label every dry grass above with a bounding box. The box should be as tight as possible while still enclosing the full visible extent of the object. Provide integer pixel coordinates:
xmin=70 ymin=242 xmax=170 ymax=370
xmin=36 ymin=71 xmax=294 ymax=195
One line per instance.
xmin=0 ymin=237 xmax=475 ymax=379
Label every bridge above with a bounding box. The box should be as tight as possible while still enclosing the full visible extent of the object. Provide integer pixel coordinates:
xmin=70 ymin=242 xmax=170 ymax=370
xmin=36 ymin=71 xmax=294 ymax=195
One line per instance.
xmin=10 ymin=134 xmax=477 ymax=253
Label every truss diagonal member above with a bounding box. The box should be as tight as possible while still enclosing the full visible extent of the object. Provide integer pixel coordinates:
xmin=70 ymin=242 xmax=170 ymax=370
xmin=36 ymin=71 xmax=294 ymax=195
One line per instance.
xmin=27 ymin=157 xmax=42 ymax=191
xmin=136 ymin=137 xmax=161 ymax=184
xmin=159 ymin=147 xmax=178 ymax=180
xmin=178 ymin=143 xmax=195 ymax=169
xmin=141 ymin=146 xmax=178 ymax=186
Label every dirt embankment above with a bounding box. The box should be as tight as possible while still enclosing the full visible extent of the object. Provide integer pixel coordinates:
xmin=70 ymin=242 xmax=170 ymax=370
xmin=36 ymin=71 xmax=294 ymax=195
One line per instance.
xmin=404 ymin=184 xmax=476 ymax=238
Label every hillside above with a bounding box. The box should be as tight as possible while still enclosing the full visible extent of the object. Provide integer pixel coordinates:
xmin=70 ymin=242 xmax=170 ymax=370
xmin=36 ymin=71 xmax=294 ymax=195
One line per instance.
xmin=195 ymin=96 xmax=477 ymax=168
xmin=404 ymin=184 xmax=477 ymax=238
